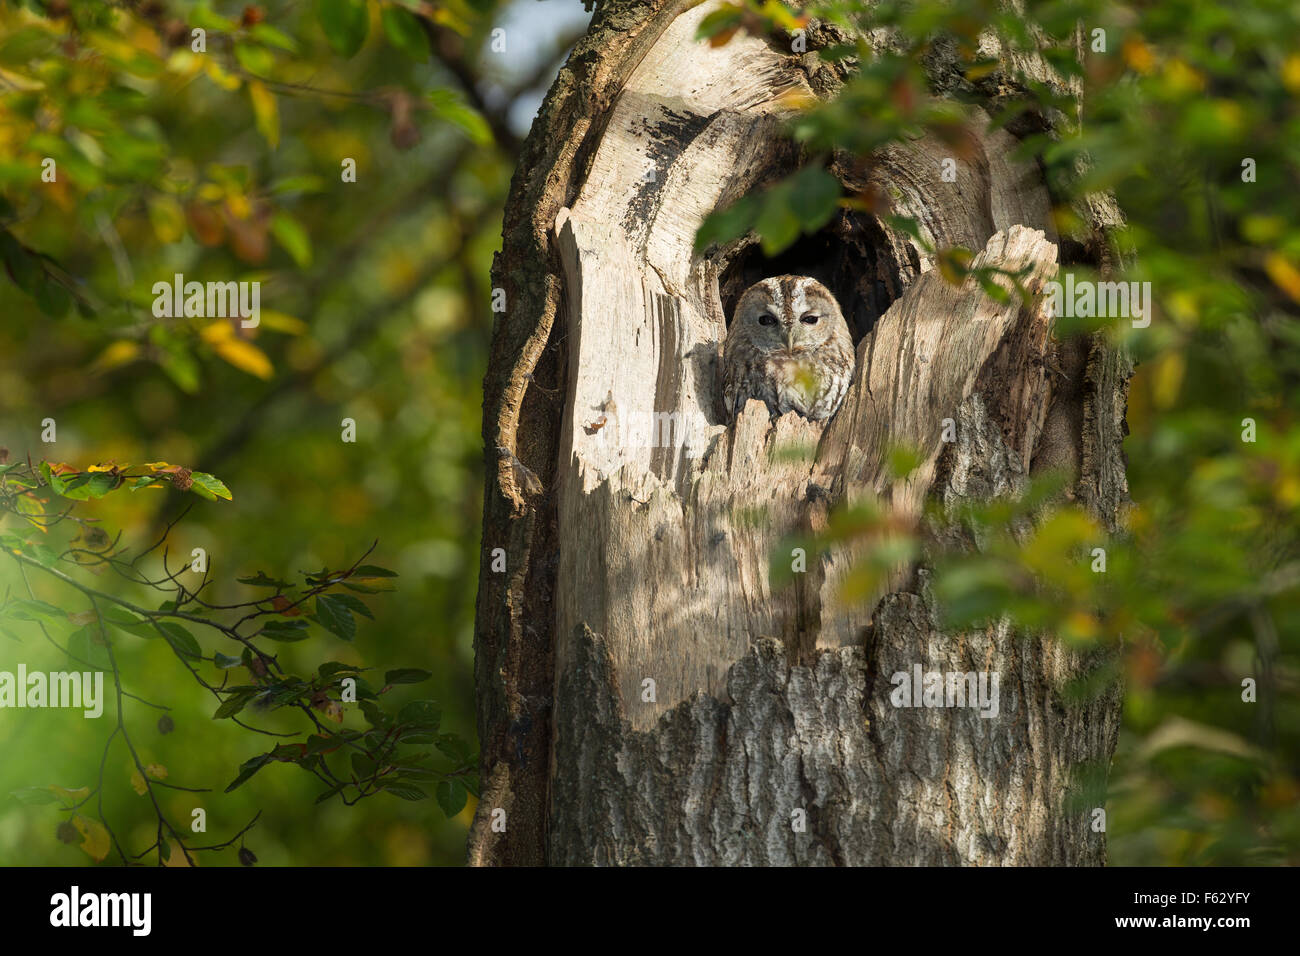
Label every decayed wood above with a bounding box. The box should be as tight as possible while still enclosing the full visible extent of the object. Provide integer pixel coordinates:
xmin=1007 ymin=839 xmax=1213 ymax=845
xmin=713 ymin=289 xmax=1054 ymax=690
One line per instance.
xmin=474 ymin=0 xmax=1131 ymax=866
xmin=471 ymin=0 xmax=705 ymax=866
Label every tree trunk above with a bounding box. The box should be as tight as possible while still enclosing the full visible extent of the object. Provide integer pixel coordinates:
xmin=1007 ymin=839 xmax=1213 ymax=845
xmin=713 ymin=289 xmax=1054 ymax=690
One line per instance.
xmin=471 ymin=0 xmax=1131 ymax=866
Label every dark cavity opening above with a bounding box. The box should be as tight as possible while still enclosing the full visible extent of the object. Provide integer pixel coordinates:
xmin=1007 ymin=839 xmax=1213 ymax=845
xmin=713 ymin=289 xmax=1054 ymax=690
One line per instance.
xmin=718 ymin=208 xmax=910 ymax=346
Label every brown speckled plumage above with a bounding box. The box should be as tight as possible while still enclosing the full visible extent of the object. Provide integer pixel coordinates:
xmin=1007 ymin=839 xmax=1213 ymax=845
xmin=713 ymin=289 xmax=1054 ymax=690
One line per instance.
xmin=722 ymin=275 xmax=854 ymax=422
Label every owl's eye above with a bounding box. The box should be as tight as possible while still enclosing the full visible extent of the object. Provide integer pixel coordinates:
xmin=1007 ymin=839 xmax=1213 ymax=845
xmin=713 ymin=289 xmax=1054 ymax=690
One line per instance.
xmin=800 ymin=313 xmax=820 ymax=325
xmin=757 ymin=313 xmax=777 ymax=326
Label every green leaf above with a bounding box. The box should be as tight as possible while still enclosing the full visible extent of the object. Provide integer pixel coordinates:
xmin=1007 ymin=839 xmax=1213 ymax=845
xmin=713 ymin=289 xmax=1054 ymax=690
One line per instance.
xmin=103 ymin=606 xmax=155 ymax=639
xmin=260 ymin=619 xmax=311 ymax=642
xmin=325 ymin=592 xmax=372 ymax=619
xmin=237 ymin=571 xmax=292 ymax=588
xmin=234 ymin=41 xmax=275 ymax=77
xmin=426 ymin=90 xmax=492 ymax=146
xmin=360 ymin=699 xmax=389 ymax=727
xmin=270 ymin=743 xmax=308 ymax=762
xmin=436 ymin=779 xmax=467 ymax=817
xmin=20 ymin=540 xmax=58 ymax=567
xmin=460 ymin=770 xmax=480 ymax=799
xmin=156 ymin=622 xmax=202 ymax=658
xmin=0 ymin=231 xmax=39 ymax=292
xmin=224 ymin=753 xmax=272 ymax=792
xmin=695 ymin=193 xmax=758 ymax=251
xmin=42 ymin=465 xmax=118 ymax=500
xmin=213 ymin=692 xmax=254 ymax=719
xmin=33 ymin=274 xmax=71 ymax=317
xmin=315 ymin=594 xmax=356 ymax=642
xmin=352 ymin=564 xmax=398 ymax=578
xmin=249 ymin=23 xmax=299 ymax=53
xmin=268 ymin=175 xmax=326 ymax=196
xmin=66 ymin=624 xmax=111 ymax=671
xmin=314 ymin=782 xmax=345 ymax=804
xmin=341 ymin=579 xmax=394 ymax=593
xmin=382 ymin=4 xmax=429 ymax=58
xmin=435 ymin=734 xmax=472 ymax=765
xmin=4 ymin=599 xmax=67 ymax=626
xmin=213 ymin=651 xmax=243 ymax=669
xmin=271 ymin=212 xmax=312 ymax=268
xmin=755 ymin=190 xmax=801 ymax=256
xmin=397 ymin=699 xmax=441 ymax=729
xmin=384 ymin=667 xmax=431 ymax=686
xmin=189 ymin=471 xmax=232 ymax=501
xmin=350 ymin=752 xmax=377 ymax=779
xmin=383 ymin=783 xmax=428 ymax=801
xmin=788 ymin=165 xmax=842 ymax=231
xmin=319 ymin=0 xmax=369 ymax=57
xmin=318 ymin=661 xmax=362 ymax=679
xmin=305 ymin=734 xmax=337 ymax=754
xmin=696 ymin=5 xmax=743 ymax=40
xmin=190 ymin=1 xmax=237 ymax=30
xmin=10 ymin=787 xmax=58 ymax=805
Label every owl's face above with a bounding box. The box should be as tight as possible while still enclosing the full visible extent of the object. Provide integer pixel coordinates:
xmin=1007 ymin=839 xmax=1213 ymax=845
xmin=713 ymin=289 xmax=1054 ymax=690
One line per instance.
xmin=731 ymin=276 xmax=845 ymax=356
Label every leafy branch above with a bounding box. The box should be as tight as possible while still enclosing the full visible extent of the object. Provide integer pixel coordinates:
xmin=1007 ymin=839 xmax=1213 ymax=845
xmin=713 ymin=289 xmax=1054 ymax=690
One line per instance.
xmin=1 ymin=454 xmax=477 ymax=865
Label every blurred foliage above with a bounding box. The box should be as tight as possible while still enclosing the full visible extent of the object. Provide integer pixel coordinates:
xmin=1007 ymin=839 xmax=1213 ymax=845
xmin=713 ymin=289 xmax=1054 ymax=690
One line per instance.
xmin=704 ymin=0 xmax=1300 ymax=864
xmin=0 ymin=0 xmax=587 ymax=865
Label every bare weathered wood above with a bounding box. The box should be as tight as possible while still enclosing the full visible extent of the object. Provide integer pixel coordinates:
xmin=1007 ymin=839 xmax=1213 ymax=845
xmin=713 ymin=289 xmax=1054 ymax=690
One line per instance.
xmin=473 ymin=0 xmax=1130 ymax=866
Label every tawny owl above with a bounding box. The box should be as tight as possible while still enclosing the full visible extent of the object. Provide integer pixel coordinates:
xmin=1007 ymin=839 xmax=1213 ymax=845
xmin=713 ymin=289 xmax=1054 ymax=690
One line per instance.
xmin=721 ymin=275 xmax=854 ymax=422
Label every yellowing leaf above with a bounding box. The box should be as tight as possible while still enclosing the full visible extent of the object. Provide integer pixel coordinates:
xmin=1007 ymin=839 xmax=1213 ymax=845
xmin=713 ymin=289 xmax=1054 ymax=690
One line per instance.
xmin=1162 ymin=58 xmax=1205 ymax=95
xmin=773 ymin=88 xmax=818 ymax=111
xmin=1152 ymin=351 xmax=1186 ymax=409
xmin=211 ymin=335 xmax=274 ymax=380
xmin=259 ymin=310 xmax=308 ymax=334
xmin=166 ymin=50 xmax=205 ymax=77
xmin=91 ymin=340 xmax=141 ymax=372
xmin=1284 ymin=54 xmax=1300 ymax=94
xmin=248 ymin=79 xmax=279 ymax=149
xmin=320 ymin=698 xmax=344 ymax=723
xmin=148 ymin=195 xmax=186 ymax=243
xmin=50 ymin=785 xmax=90 ymax=803
xmin=1122 ymin=36 xmax=1156 ymax=74
xmin=431 ymin=7 xmax=472 ymax=35
xmin=204 ymin=59 xmax=242 ymax=91
xmin=1062 ymin=610 xmax=1100 ymax=642
xmin=1264 ymin=253 xmax=1300 ymax=304
xmin=14 ymin=492 xmax=47 ymax=532
xmin=72 ymin=814 xmax=111 ymax=862
xmin=225 ymin=191 xmax=252 ymax=221
xmin=130 ymin=769 xmax=147 ymax=795
xmin=145 ymin=763 xmax=168 ymax=780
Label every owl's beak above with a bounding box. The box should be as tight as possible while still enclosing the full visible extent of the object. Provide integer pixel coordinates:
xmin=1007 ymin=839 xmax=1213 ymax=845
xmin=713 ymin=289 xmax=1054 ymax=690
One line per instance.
xmin=784 ymin=327 xmax=797 ymax=352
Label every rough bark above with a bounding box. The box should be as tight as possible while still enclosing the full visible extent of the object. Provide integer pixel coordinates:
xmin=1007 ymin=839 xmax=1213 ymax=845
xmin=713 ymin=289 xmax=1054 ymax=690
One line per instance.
xmin=472 ymin=0 xmax=1131 ymax=866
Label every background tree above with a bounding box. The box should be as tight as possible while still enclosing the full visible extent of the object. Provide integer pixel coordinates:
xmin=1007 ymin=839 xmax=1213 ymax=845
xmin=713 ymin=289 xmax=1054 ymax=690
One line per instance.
xmin=0 ymin=0 xmax=588 ymax=866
